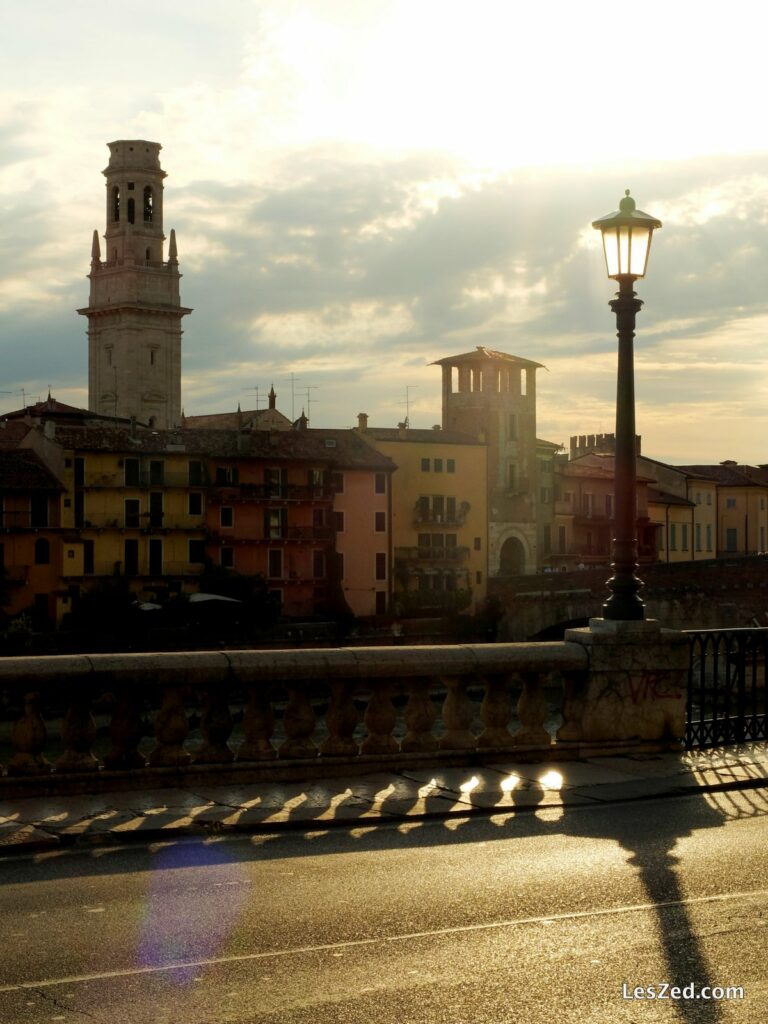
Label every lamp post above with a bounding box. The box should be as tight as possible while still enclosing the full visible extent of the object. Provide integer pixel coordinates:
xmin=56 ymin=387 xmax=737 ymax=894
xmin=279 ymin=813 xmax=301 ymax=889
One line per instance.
xmin=592 ymin=190 xmax=662 ymax=620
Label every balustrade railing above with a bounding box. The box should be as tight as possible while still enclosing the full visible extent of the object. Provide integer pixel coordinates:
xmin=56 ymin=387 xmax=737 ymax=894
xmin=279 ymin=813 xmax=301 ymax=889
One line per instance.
xmin=0 ymin=643 xmax=587 ymax=789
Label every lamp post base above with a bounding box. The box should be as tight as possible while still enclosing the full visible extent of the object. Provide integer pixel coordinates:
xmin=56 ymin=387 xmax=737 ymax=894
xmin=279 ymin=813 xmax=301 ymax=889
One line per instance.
xmin=602 ymin=569 xmax=645 ymax=621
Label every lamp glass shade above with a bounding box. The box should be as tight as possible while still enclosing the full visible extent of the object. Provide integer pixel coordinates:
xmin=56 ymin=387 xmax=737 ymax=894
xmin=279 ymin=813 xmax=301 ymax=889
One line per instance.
xmin=600 ymin=223 xmax=653 ymax=279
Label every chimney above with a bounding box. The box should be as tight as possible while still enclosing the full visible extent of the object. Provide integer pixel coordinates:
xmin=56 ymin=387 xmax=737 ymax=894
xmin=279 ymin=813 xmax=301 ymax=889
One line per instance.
xmin=397 ymin=421 xmax=407 ymax=439
xmin=357 ymin=412 xmax=368 ymax=431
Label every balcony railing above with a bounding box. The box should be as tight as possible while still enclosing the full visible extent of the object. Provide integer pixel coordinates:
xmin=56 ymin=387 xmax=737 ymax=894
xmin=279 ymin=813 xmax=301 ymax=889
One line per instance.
xmin=0 ymin=643 xmax=587 ymax=792
xmin=62 ymin=560 xmax=204 ymax=579
xmin=79 ymin=515 xmax=207 ymax=531
xmin=395 ymin=545 xmax=470 ymax=564
xmin=0 ymin=513 xmax=54 ymax=530
xmin=214 ymin=483 xmax=334 ymax=501
xmin=413 ymin=501 xmax=470 ymax=527
xmin=210 ymin=526 xmax=334 ymax=543
xmin=82 ymin=473 xmax=207 ymax=489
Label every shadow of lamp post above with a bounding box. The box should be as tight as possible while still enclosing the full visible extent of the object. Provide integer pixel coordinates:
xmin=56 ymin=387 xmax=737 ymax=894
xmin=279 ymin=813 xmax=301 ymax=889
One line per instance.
xmin=592 ymin=191 xmax=662 ymax=620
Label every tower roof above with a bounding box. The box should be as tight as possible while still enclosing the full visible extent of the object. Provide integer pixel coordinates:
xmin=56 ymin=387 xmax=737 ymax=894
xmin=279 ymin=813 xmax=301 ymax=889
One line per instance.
xmin=431 ymin=346 xmax=544 ymax=369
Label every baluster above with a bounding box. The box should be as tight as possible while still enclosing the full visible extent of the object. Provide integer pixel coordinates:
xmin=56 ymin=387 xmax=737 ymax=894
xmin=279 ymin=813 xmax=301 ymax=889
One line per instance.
xmin=104 ymin=685 xmax=146 ymax=770
xmin=439 ymin=675 xmax=476 ymax=750
xmin=320 ymin=681 xmax=359 ymax=756
xmin=55 ymin=688 xmax=98 ymax=772
xmin=149 ymin=686 xmax=191 ymax=766
xmin=478 ymin=674 xmax=514 ymax=749
xmin=361 ymin=679 xmax=398 ymax=755
xmin=278 ymin=685 xmax=317 ymax=759
xmin=238 ymin=685 xmax=276 ymax=760
xmin=8 ymin=691 xmax=50 ymax=776
xmin=512 ymin=672 xmax=551 ymax=746
xmin=557 ymin=669 xmax=586 ymax=742
xmin=401 ymin=678 xmax=437 ymax=752
xmin=195 ymin=684 xmax=234 ymax=763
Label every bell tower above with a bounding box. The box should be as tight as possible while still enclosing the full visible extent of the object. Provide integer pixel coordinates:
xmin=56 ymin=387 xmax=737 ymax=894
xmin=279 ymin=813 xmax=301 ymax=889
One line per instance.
xmin=78 ymin=140 xmax=191 ymax=428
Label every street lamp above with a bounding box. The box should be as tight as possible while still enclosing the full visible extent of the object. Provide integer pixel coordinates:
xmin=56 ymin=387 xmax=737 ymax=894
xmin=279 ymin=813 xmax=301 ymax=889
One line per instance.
xmin=592 ymin=190 xmax=662 ymax=620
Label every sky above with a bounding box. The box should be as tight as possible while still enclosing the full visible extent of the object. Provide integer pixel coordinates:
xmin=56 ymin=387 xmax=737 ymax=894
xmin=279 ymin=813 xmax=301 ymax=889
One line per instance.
xmin=2 ymin=0 xmax=768 ymax=464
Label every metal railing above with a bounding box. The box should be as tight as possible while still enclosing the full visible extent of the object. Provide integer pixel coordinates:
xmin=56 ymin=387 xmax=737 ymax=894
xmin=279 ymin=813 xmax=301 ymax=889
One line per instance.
xmin=685 ymin=628 xmax=768 ymax=748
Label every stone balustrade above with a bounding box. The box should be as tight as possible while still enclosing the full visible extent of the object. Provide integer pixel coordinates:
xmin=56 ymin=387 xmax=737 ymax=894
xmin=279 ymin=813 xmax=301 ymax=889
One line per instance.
xmin=0 ymin=624 xmax=694 ymax=795
xmin=0 ymin=643 xmax=590 ymax=793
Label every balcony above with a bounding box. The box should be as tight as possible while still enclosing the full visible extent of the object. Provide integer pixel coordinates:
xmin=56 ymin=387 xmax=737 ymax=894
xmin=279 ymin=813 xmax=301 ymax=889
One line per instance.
xmin=0 ymin=513 xmax=55 ymax=530
xmin=79 ymin=514 xmax=206 ymax=532
xmin=209 ymin=526 xmax=334 ymax=544
xmin=413 ymin=500 xmax=470 ymax=528
xmin=395 ymin=545 xmax=470 ymax=565
xmin=214 ymin=483 xmax=334 ymax=501
xmin=83 ymin=472 xmax=207 ymax=489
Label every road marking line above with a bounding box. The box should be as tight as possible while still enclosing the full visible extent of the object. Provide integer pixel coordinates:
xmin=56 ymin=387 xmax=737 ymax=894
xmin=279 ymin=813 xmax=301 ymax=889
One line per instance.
xmin=2 ymin=886 xmax=767 ymax=993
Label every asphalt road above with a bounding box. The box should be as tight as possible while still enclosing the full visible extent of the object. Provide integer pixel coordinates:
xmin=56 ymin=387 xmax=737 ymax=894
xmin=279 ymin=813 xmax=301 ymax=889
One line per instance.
xmin=1 ymin=787 xmax=766 ymax=1023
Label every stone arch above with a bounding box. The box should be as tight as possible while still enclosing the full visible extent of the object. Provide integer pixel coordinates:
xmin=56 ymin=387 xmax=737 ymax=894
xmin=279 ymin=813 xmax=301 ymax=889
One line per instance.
xmin=499 ymin=536 xmax=527 ymax=575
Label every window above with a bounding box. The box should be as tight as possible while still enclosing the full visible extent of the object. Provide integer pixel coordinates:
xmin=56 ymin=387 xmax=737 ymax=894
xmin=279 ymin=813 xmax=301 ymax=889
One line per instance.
xmin=124 ymin=539 xmax=139 ymax=576
xmin=558 ymin=526 xmax=566 ymax=554
xmin=312 ymin=550 xmax=325 ymax=578
xmin=474 ymin=537 xmax=481 ymax=551
xmin=112 ymin=186 xmax=120 ymax=221
xmin=726 ymin=497 xmax=736 ymax=509
xmin=148 ymin=539 xmax=162 ymax=576
xmin=268 ymin=548 xmax=283 ymax=578
xmin=124 ymin=459 xmax=140 ymax=486
xmin=265 ymin=468 xmax=286 ymax=497
xmin=125 ymin=498 xmax=140 ymax=528
xmin=375 ymin=511 xmax=386 ymax=532
xmin=375 ymin=553 xmax=387 ymax=580
xmin=149 ymin=348 xmax=156 ymax=366
xmin=220 ymin=507 xmax=234 ymax=528
xmin=670 ymin=524 xmax=677 ymax=551
xmin=143 ymin=185 xmax=153 ymax=222
xmin=695 ymin=523 xmax=702 ymax=552
xmin=476 ymin=570 xmax=483 ymax=584
xmin=447 ymin=459 xmax=455 ymax=473
xmin=681 ymin=524 xmax=688 ymax=551
xmin=543 ymin=524 xmax=551 ymax=555
xmin=696 ymin=492 xmax=701 ymax=505
xmin=446 ymin=496 xmax=456 ymax=521
xmin=331 ymin=472 xmax=344 ymax=493
xmin=540 ymin=488 xmax=551 ymax=504
xmin=606 ymin=494 xmax=614 ymax=518
xmin=707 ymin=493 xmax=712 ymax=505
xmin=264 ymin=508 xmax=287 ymax=539
xmin=313 ymin=508 xmax=326 ymax=529
xmin=149 ymin=460 xmax=164 ymax=486
xmin=220 ymin=547 xmax=234 ymax=568
xmin=83 ymin=540 xmax=94 ymax=575
xmin=149 ymin=492 xmax=163 ymax=529
xmin=215 ymin=466 xmax=239 ymax=485
xmin=334 ymin=510 xmax=345 ymax=532
xmin=706 ymin=524 xmax=713 ymax=552
xmin=433 ymin=459 xmax=443 ymax=473
xmin=421 ymin=458 xmax=430 ymax=472
xmin=74 ymin=458 xmax=85 ymax=487
xmin=188 ymin=492 xmax=203 ymax=517
xmin=30 ymin=493 xmax=48 ymax=528
xmin=34 ymin=538 xmax=50 ymax=565
xmin=375 ymin=473 xmax=386 ymax=494
xmin=508 ymin=414 xmax=516 ymax=439
xmin=726 ymin=528 xmax=738 ymax=552
xmin=375 ymin=591 xmax=386 ymax=615
xmin=189 ymin=539 xmax=205 ymax=563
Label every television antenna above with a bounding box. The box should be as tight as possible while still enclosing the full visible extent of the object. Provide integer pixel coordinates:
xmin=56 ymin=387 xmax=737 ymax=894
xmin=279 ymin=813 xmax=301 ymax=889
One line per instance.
xmin=399 ymin=385 xmax=418 ymax=427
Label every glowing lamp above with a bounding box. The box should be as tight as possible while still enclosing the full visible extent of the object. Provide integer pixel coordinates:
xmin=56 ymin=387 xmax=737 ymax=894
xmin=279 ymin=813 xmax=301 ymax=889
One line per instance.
xmin=592 ymin=190 xmax=662 ymax=280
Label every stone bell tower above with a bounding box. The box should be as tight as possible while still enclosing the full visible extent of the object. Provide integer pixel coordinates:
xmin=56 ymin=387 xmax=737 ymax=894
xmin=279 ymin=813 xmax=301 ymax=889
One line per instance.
xmin=78 ymin=140 xmax=191 ymax=428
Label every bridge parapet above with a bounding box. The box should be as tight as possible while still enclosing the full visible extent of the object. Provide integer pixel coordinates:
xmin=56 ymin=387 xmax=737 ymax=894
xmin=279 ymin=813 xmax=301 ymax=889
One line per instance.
xmin=0 ymin=631 xmax=700 ymax=797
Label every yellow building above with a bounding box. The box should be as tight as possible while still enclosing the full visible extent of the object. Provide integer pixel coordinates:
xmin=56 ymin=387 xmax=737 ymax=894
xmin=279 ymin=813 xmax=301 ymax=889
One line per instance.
xmin=54 ymin=423 xmax=207 ymax=599
xmin=678 ymin=462 xmax=768 ymax=556
xmin=358 ymin=417 xmax=488 ymax=615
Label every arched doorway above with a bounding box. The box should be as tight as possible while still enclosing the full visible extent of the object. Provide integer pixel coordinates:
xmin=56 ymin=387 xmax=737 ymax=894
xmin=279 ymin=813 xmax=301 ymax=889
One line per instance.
xmin=499 ymin=536 xmax=526 ymax=575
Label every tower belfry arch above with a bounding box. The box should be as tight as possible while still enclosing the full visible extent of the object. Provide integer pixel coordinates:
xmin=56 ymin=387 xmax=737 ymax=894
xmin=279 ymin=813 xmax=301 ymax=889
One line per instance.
xmin=78 ymin=140 xmax=191 ymax=428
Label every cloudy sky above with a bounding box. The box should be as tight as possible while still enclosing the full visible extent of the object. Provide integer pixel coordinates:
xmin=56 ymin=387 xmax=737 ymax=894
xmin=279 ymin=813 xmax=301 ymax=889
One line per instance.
xmin=2 ymin=0 xmax=768 ymax=464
